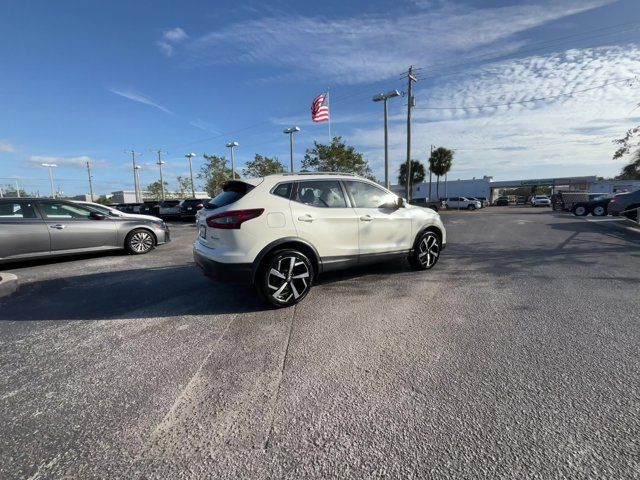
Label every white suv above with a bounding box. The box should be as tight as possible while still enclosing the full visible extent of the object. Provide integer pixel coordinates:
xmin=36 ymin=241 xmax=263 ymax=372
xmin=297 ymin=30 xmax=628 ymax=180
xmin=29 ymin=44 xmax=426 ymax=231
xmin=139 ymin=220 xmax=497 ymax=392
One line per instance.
xmin=193 ymin=173 xmax=447 ymax=307
xmin=530 ymin=195 xmax=551 ymax=207
xmin=444 ymin=197 xmax=482 ymax=210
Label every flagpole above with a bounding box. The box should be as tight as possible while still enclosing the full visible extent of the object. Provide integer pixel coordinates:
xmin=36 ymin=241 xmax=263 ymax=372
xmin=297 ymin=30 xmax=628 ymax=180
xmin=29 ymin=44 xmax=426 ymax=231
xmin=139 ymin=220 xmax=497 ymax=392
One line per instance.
xmin=327 ymin=89 xmax=331 ymax=142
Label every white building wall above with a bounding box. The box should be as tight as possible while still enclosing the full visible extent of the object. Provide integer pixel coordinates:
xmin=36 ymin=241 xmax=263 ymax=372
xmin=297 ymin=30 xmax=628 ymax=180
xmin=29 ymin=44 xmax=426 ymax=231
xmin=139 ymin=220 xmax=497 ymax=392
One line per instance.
xmin=587 ymin=179 xmax=640 ymax=194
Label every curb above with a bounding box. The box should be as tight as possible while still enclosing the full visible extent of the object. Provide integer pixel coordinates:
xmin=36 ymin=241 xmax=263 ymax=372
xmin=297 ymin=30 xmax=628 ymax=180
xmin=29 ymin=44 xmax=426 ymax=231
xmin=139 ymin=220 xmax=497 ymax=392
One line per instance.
xmin=0 ymin=273 xmax=19 ymax=299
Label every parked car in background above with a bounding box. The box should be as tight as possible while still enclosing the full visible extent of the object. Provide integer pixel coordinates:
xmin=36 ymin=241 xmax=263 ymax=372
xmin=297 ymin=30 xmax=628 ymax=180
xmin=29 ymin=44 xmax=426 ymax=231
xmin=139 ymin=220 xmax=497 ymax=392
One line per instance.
xmin=516 ymin=196 xmax=526 ymax=205
xmin=409 ymin=197 xmax=440 ymax=211
xmin=194 ymin=173 xmax=446 ymax=307
xmin=467 ymin=197 xmax=485 ymax=208
xmin=159 ymin=200 xmax=181 ymax=218
xmin=475 ymin=197 xmax=489 ymax=207
xmin=494 ymin=196 xmax=510 ymax=206
xmin=0 ymin=198 xmax=170 ymax=264
xmin=530 ymin=195 xmax=551 ymax=207
xmin=139 ymin=201 xmax=160 ymax=217
xmin=115 ymin=203 xmax=142 ymax=214
xmin=72 ymin=201 xmax=166 ymax=222
xmin=443 ymin=197 xmax=482 ymax=210
xmin=179 ymin=199 xmax=206 ymax=220
xmin=608 ymin=189 xmax=640 ymax=219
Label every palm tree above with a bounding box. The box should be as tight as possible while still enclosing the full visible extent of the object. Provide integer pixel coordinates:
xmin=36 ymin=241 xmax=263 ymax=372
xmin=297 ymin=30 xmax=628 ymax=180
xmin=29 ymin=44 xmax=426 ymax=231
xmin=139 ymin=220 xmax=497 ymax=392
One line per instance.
xmin=428 ymin=147 xmax=454 ymax=198
xmin=398 ymin=159 xmax=426 ymax=191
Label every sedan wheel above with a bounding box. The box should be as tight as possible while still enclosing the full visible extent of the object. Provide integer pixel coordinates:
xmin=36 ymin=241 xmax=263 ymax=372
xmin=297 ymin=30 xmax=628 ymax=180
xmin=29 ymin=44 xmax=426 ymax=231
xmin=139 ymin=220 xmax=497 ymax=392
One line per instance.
xmin=126 ymin=229 xmax=155 ymax=254
xmin=409 ymin=231 xmax=441 ymax=270
xmin=260 ymin=250 xmax=313 ymax=307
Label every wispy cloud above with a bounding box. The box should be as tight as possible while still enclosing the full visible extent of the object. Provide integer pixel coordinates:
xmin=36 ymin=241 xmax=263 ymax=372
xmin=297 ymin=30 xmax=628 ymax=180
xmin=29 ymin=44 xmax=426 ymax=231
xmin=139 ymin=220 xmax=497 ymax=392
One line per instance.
xmin=0 ymin=140 xmax=16 ymax=153
xmin=350 ymin=44 xmax=640 ymax=180
xmin=189 ymin=119 xmax=220 ymax=134
xmin=158 ymin=27 xmax=188 ymax=57
xmin=108 ymin=88 xmax=172 ymax=114
xmin=185 ymin=0 xmax=614 ymax=84
xmin=27 ymin=155 xmax=107 ymax=169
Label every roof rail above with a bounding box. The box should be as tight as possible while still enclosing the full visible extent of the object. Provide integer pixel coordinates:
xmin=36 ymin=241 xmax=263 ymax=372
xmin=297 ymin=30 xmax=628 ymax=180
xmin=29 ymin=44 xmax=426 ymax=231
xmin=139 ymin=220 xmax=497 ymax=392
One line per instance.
xmin=275 ymin=171 xmax=362 ymax=177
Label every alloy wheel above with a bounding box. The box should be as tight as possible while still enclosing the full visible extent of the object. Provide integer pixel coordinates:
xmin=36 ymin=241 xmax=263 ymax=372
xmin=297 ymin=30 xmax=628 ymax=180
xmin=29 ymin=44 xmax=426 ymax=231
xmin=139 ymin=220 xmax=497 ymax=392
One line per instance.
xmin=417 ymin=233 xmax=440 ymax=268
xmin=267 ymin=255 xmax=311 ymax=304
xmin=130 ymin=231 xmax=153 ymax=253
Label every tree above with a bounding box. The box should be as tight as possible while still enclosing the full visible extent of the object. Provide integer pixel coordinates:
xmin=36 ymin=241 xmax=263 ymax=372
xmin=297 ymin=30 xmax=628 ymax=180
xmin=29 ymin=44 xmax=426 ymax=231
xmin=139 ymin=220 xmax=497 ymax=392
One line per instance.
xmin=0 ymin=184 xmax=28 ymax=197
xmin=198 ymin=154 xmax=232 ymax=197
xmin=302 ymin=136 xmax=375 ymax=180
xmin=176 ymin=176 xmax=192 ymax=197
xmin=243 ymin=154 xmax=285 ymax=178
xmin=613 ymin=126 xmax=640 ymax=179
xmin=146 ymin=180 xmax=168 ymax=200
xmin=429 ymin=147 xmax=454 ymax=199
xmin=398 ymin=160 xmax=426 ymax=191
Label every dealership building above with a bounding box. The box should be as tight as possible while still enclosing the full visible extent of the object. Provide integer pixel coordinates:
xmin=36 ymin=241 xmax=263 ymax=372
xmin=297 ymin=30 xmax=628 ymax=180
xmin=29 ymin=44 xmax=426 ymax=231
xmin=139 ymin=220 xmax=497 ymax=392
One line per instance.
xmin=392 ymin=175 xmax=640 ymax=201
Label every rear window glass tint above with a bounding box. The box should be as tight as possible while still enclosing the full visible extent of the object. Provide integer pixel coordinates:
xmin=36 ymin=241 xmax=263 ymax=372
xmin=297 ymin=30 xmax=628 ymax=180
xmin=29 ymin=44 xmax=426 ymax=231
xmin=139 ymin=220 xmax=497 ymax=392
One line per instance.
xmin=272 ymin=183 xmax=293 ymax=199
xmin=206 ymin=182 xmax=255 ymax=209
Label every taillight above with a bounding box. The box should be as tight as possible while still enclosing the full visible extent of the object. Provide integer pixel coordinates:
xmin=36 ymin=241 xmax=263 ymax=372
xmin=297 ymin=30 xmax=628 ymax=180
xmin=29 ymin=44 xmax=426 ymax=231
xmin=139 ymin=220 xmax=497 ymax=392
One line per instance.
xmin=206 ymin=209 xmax=264 ymax=229
xmin=196 ymin=204 xmax=203 ymax=210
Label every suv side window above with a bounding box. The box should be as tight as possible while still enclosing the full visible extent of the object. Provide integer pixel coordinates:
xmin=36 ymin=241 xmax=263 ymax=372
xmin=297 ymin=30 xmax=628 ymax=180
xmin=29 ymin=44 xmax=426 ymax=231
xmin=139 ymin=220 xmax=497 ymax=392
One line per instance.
xmin=294 ymin=180 xmax=347 ymax=208
xmin=345 ymin=181 xmax=396 ymax=208
xmin=0 ymin=201 xmax=38 ymax=219
xmin=272 ymin=182 xmax=293 ymax=200
xmin=39 ymin=201 xmax=92 ymax=219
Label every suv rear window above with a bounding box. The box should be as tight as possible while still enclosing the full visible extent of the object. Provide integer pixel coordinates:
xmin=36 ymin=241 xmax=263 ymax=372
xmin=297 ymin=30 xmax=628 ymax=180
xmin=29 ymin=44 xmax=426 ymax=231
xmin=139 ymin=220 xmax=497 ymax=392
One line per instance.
xmin=206 ymin=181 xmax=255 ymax=210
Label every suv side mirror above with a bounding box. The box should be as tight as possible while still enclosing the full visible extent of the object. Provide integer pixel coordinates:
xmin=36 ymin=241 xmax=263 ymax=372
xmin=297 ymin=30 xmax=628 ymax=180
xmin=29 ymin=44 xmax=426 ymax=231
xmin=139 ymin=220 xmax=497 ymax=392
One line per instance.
xmin=398 ymin=197 xmax=406 ymax=208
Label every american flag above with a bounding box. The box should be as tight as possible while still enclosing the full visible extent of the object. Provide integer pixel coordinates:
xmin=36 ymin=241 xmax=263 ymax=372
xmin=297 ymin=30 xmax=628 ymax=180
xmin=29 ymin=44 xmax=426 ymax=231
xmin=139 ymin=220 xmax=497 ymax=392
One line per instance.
xmin=311 ymin=92 xmax=330 ymax=123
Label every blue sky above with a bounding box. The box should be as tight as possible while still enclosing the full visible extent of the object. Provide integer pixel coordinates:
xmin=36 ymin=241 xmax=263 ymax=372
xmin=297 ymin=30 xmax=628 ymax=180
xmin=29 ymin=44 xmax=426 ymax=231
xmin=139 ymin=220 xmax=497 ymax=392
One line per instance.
xmin=1 ymin=0 xmax=640 ymax=196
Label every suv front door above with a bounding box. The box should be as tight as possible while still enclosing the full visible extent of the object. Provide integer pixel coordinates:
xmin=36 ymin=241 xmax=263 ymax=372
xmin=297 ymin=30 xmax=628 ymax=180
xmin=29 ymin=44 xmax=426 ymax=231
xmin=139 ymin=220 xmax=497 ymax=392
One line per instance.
xmin=344 ymin=180 xmax=413 ymax=256
xmin=290 ymin=180 xmax=359 ymax=269
xmin=36 ymin=201 xmax=118 ymax=252
xmin=0 ymin=200 xmax=50 ymax=261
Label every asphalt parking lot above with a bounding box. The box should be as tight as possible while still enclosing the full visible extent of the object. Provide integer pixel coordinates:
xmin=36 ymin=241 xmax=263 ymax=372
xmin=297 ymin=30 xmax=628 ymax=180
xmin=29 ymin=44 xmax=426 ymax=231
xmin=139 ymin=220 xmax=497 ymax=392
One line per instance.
xmin=1 ymin=208 xmax=639 ymax=479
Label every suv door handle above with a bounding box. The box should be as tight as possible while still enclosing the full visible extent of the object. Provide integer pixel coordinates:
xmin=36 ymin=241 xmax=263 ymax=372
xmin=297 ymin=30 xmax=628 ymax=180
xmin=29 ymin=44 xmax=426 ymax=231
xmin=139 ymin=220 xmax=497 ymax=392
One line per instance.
xmin=359 ymin=214 xmax=373 ymax=222
xmin=50 ymin=224 xmax=66 ymax=230
xmin=297 ymin=214 xmax=315 ymax=222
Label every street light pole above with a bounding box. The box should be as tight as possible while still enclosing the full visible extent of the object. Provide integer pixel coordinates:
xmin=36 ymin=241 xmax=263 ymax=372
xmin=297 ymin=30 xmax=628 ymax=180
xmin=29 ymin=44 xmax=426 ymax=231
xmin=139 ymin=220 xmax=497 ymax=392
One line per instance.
xmin=134 ymin=165 xmax=142 ymax=201
xmin=185 ymin=153 xmax=196 ymax=198
xmin=225 ymin=142 xmax=238 ymax=178
xmin=404 ymin=66 xmax=417 ymax=202
xmin=41 ymin=163 xmax=58 ymax=198
xmin=372 ymin=90 xmax=400 ymax=189
xmin=283 ymin=127 xmax=300 ymax=172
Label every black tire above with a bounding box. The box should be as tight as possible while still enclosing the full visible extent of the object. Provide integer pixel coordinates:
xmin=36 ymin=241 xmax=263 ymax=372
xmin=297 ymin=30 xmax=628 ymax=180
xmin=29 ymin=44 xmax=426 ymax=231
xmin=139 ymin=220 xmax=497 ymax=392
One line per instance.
xmin=572 ymin=204 xmax=589 ymax=216
xmin=591 ymin=204 xmax=607 ymax=217
xmin=409 ymin=231 xmax=441 ymax=270
xmin=257 ymin=249 xmax=314 ymax=307
xmin=467 ymin=204 xmax=476 ymax=210
xmin=125 ymin=228 xmax=155 ymax=254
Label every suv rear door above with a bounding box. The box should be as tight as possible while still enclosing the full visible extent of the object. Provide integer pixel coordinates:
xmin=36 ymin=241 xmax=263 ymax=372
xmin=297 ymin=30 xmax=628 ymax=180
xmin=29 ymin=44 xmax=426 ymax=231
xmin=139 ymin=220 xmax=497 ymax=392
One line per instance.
xmin=289 ymin=180 xmax=359 ymax=267
xmin=0 ymin=199 xmax=50 ymax=261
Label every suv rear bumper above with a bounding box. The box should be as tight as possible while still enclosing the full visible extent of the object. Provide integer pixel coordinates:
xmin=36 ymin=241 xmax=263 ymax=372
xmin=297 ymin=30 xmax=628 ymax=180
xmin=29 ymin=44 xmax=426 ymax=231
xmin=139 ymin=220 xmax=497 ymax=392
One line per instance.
xmin=193 ymin=245 xmax=252 ymax=284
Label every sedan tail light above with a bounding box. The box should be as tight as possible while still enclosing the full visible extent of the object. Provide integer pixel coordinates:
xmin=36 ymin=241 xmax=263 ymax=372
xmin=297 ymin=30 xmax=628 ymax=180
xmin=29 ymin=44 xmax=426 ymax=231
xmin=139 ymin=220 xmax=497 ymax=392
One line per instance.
xmin=206 ymin=209 xmax=264 ymax=229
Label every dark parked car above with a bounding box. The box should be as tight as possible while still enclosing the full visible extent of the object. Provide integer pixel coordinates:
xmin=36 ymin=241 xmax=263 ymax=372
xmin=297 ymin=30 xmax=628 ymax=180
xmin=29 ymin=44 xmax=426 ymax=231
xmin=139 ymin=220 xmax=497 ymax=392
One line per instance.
xmin=159 ymin=200 xmax=181 ymax=218
xmin=179 ymin=199 xmax=206 ymax=220
xmin=608 ymin=189 xmax=640 ymax=219
xmin=0 ymin=198 xmax=170 ymax=264
xmin=139 ymin=201 xmax=160 ymax=217
xmin=115 ymin=203 xmax=142 ymax=214
xmin=495 ymin=196 xmax=509 ymax=206
xmin=408 ymin=197 xmax=440 ymax=211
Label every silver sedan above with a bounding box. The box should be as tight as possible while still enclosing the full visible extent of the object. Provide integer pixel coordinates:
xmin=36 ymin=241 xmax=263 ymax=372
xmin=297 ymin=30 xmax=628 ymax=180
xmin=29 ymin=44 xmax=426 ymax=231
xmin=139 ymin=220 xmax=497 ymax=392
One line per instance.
xmin=0 ymin=198 xmax=170 ymax=264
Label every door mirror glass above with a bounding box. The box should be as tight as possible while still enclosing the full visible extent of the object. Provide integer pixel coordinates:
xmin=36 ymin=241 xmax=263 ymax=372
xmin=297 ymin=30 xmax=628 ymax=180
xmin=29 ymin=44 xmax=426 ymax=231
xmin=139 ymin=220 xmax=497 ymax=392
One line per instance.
xmin=90 ymin=211 xmax=106 ymax=220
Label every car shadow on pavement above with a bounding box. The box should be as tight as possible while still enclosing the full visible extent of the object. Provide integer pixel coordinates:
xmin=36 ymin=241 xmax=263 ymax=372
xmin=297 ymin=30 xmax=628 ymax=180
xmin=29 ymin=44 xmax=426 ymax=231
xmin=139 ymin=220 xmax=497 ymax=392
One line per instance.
xmin=0 ymin=265 xmax=267 ymax=321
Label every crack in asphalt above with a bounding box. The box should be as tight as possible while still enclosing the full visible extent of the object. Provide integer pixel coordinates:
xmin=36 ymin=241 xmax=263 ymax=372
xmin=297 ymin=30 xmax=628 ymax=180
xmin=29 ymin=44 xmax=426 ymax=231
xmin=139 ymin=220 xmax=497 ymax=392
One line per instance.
xmin=263 ymin=304 xmax=297 ymax=450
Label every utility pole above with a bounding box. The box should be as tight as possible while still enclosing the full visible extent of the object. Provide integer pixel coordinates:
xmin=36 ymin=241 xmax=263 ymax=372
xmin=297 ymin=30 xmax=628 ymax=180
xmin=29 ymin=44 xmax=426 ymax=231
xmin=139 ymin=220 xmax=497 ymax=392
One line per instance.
xmin=185 ymin=153 xmax=196 ymax=198
xmin=156 ymin=150 xmax=166 ymax=200
xmin=126 ymin=150 xmax=142 ymax=202
xmin=86 ymin=160 xmax=94 ymax=201
xmin=134 ymin=165 xmax=142 ymax=201
xmin=404 ymin=66 xmax=417 ymax=201
xmin=15 ymin=179 xmax=20 ymax=198
xmin=0 ymin=186 xmax=3 ymax=198
xmin=428 ymin=145 xmax=433 ymax=200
